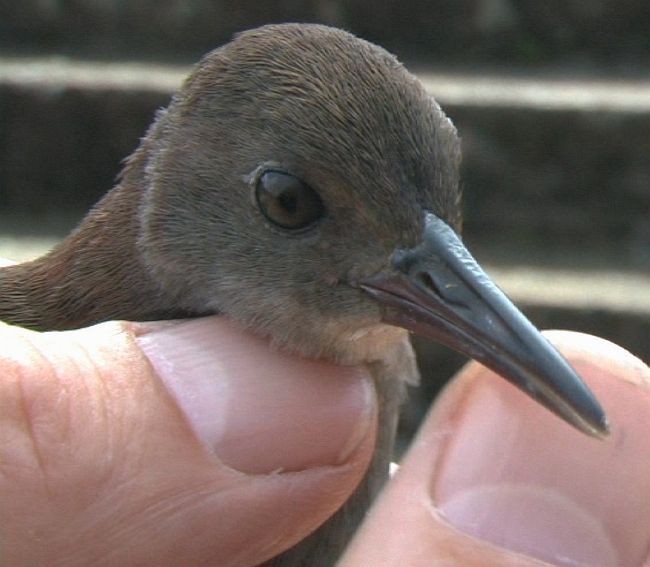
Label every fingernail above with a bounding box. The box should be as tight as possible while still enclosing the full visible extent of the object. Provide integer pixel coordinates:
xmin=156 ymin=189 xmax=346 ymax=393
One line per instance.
xmin=431 ymin=336 xmax=650 ymax=567
xmin=136 ymin=317 xmax=375 ymax=475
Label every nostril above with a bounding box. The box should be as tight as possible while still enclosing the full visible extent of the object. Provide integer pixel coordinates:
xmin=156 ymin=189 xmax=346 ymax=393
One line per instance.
xmin=416 ymin=271 xmax=443 ymax=298
xmin=416 ymin=270 xmax=469 ymax=309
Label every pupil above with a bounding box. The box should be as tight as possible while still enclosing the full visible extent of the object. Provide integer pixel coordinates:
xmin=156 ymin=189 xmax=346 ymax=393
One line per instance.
xmin=278 ymin=191 xmax=298 ymax=214
xmin=255 ymin=169 xmax=324 ymax=230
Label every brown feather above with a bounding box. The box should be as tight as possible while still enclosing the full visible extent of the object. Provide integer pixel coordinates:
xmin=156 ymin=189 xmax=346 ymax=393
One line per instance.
xmin=0 ymin=23 xmax=461 ymax=564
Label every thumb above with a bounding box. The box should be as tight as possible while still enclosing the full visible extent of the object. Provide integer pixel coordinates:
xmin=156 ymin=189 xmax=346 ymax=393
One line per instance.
xmin=341 ymin=331 xmax=650 ymax=566
xmin=0 ymin=317 xmax=376 ymax=566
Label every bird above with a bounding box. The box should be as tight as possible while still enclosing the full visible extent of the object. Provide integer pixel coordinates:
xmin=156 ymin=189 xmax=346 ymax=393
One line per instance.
xmin=0 ymin=23 xmax=608 ymax=566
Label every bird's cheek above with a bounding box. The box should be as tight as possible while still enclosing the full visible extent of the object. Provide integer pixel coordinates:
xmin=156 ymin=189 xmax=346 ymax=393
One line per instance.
xmin=322 ymin=273 xmax=340 ymax=287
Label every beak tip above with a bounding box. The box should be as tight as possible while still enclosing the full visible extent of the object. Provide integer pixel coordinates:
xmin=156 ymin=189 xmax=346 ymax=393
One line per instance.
xmin=590 ymin=413 xmax=611 ymax=440
xmin=361 ymin=215 xmax=610 ymax=441
xmin=559 ymin=394 xmax=610 ymax=440
xmin=530 ymin=366 xmax=611 ymax=440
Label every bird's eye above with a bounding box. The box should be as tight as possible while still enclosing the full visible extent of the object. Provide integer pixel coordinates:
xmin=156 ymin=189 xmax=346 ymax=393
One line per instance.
xmin=255 ymin=170 xmax=325 ymax=230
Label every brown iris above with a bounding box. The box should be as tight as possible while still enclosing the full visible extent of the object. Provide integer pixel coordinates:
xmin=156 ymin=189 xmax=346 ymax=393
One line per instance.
xmin=256 ymin=170 xmax=324 ymax=230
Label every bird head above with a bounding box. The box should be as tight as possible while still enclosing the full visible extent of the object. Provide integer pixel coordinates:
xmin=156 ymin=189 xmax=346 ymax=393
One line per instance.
xmin=136 ymin=24 xmax=608 ymax=438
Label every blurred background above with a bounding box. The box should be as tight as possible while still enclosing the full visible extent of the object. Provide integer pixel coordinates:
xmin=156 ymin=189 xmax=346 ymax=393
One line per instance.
xmin=1 ymin=1 xmax=649 ymax=448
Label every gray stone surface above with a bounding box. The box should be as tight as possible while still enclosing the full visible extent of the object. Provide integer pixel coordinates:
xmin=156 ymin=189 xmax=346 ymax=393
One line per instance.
xmin=2 ymin=1 xmax=650 ymax=70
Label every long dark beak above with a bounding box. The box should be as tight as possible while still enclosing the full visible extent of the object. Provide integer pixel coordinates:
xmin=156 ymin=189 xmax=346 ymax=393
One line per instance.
xmin=360 ymin=214 xmax=609 ymax=438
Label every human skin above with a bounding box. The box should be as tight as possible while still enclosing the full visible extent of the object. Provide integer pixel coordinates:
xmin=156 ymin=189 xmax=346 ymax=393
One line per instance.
xmin=0 ymin=307 xmax=647 ymax=565
xmin=341 ymin=330 xmax=650 ymax=567
xmin=0 ymin=316 xmax=377 ymax=566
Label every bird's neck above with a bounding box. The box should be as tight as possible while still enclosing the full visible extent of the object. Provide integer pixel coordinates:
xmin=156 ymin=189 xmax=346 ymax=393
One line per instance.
xmin=0 ymin=146 xmax=186 ymax=331
xmin=265 ymin=339 xmax=413 ymax=566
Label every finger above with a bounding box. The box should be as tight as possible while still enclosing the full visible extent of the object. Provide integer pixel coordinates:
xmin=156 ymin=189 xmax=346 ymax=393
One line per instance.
xmin=0 ymin=317 xmax=376 ymax=566
xmin=340 ymin=331 xmax=650 ymax=567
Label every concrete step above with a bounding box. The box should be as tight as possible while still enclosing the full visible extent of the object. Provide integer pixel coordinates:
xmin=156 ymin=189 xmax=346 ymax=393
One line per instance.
xmin=3 ymin=1 xmax=650 ymax=70
xmin=1 ymin=56 xmax=649 ymax=270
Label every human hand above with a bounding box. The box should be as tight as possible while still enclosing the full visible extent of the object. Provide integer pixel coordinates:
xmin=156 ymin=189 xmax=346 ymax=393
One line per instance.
xmin=0 ymin=316 xmax=376 ymax=565
xmin=2 ymin=275 xmax=647 ymax=567
xmin=341 ymin=331 xmax=650 ymax=566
